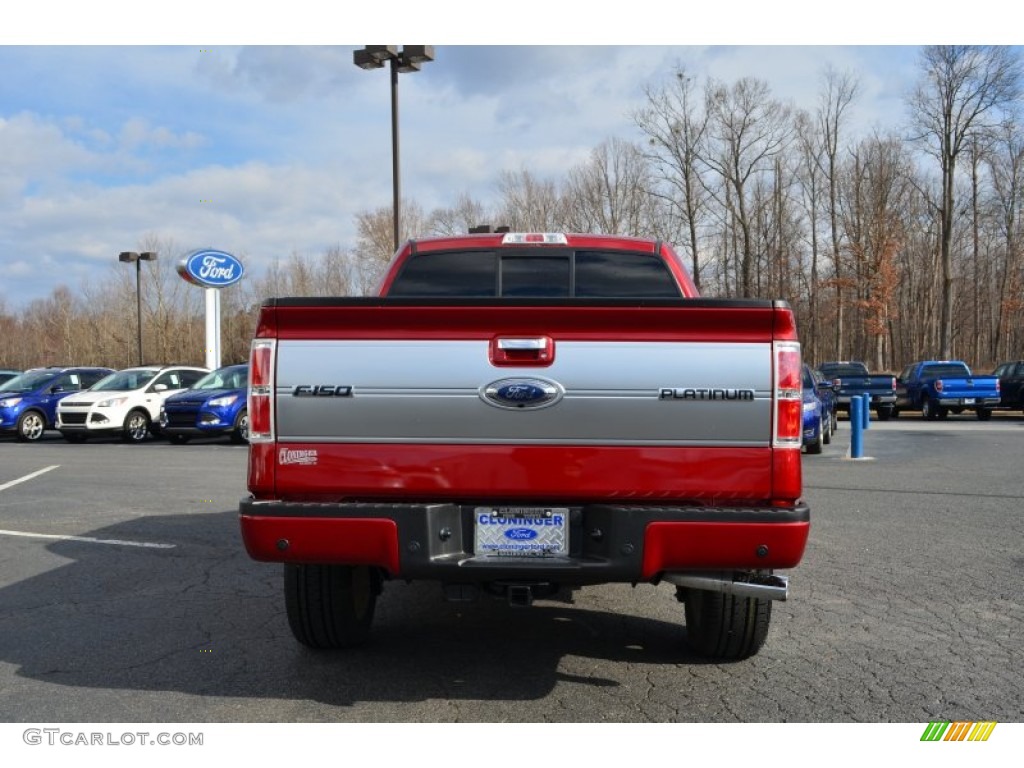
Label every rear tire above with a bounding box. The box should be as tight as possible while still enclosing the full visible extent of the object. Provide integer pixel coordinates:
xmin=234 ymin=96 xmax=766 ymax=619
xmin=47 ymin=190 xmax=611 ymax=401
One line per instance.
xmin=976 ymin=407 xmax=992 ymax=420
xmin=680 ymin=587 xmax=772 ymax=661
xmin=922 ymin=398 xmax=938 ymax=420
xmin=285 ymin=564 xmax=380 ymax=649
xmin=876 ymin=405 xmax=893 ymax=421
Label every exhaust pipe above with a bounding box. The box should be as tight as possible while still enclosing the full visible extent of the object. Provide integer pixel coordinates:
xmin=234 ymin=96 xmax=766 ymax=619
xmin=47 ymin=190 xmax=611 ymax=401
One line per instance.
xmin=664 ymin=572 xmax=789 ymax=602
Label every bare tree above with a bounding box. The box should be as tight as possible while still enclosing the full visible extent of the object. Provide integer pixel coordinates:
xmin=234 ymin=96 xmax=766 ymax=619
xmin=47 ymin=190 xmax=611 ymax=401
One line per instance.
xmin=562 ymin=137 xmax=655 ymax=236
xmin=816 ymin=66 xmax=859 ymax=359
xmin=839 ymin=134 xmax=913 ymax=370
xmin=793 ymin=109 xmax=826 ymax=361
xmin=702 ymin=77 xmax=793 ymax=297
xmin=908 ymin=45 xmax=1023 ymax=357
xmin=493 ymin=169 xmax=567 ymax=232
xmin=634 ymin=68 xmax=711 ymax=290
xmin=987 ymin=119 xmax=1024 ymax=362
xmin=426 ymin=194 xmax=491 ymax=236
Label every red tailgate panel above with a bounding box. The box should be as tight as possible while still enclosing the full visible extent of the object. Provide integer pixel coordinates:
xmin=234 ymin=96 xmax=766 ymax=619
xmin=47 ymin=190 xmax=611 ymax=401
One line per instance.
xmin=251 ymin=443 xmax=792 ymax=505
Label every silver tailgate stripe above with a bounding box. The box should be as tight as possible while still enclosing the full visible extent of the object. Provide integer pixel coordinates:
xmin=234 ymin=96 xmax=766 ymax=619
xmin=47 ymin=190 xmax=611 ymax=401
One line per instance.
xmin=274 ymin=339 xmax=772 ymax=445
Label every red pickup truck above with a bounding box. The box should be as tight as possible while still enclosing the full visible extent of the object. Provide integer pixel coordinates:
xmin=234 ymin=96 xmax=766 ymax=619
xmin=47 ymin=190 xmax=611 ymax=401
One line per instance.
xmin=239 ymin=232 xmax=810 ymax=660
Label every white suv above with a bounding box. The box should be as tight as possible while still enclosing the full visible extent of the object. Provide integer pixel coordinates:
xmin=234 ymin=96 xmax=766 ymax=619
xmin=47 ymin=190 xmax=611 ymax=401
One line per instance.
xmin=57 ymin=365 xmax=208 ymax=443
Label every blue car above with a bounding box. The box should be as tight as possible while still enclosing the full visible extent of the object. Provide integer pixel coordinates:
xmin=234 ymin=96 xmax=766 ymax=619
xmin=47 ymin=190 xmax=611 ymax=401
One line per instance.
xmin=0 ymin=366 xmax=114 ymax=442
xmin=801 ymin=364 xmax=833 ymax=455
xmin=159 ymin=364 xmax=249 ymax=444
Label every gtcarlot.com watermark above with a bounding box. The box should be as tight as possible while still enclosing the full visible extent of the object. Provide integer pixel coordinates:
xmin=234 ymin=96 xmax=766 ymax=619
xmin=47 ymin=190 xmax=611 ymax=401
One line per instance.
xmin=23 ymin=728 xmax=203 ymax=747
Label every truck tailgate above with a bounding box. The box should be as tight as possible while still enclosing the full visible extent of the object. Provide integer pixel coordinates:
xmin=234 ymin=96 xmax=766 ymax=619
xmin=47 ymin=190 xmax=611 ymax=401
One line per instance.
xmin=255 ymin=300 xmax=795 ymax=504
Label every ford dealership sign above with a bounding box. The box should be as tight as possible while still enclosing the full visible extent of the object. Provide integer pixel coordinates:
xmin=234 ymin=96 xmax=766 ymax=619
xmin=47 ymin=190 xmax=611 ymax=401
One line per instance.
xmin=177 ymin=249 xmax=244 ymax=289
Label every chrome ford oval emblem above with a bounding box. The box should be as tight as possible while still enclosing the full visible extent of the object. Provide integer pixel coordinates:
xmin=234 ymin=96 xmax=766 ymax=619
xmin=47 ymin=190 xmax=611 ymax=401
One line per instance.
xmin=481 ymin=378 xmax=564 ymax=410
xmin=505 ymin=528 xmax=538 ymax=541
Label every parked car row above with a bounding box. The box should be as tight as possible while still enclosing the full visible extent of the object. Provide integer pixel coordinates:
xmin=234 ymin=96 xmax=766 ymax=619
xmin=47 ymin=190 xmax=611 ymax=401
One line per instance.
xmin=0 ymin=363 xmax=249 ymax=444
xmin=813 ymin=358 xmax=1024 ymax=422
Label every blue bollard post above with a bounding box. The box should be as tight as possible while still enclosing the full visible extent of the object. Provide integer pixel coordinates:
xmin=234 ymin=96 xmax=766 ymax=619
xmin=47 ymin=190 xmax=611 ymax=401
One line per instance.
xmin=862 ymin=394 xmax=871 ymax=430
xmin=850 ymin=395 xmax=864 ymax=459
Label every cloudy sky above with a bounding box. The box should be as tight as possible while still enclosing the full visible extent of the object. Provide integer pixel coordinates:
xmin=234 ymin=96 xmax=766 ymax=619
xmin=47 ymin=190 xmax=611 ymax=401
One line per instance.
xmin=0 ymin=3 xmax=1011 ymax=309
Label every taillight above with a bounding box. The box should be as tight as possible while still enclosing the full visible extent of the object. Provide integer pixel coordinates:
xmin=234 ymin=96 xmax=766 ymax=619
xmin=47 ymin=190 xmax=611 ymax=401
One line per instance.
xmin=773 ymin=341 xmax=802 ymax=448
xmin=248 ymin=339 xmax=276 ymax=443
xmin=935 ymin=380 xmax=944 ymax=393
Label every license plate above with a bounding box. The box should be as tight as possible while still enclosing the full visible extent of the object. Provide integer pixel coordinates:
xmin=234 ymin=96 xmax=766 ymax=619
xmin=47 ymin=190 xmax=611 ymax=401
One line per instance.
xmin=963 ymin=398 xmax=975 ymax=405
xmin=473 ymin=507 xmax=569 ymax=557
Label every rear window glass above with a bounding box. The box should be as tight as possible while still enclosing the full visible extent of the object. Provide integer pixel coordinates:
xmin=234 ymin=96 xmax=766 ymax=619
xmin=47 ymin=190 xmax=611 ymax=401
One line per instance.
xmin=388 ymin=248 xmax=680 ymax=298
xmin=501 ymin=256 xmax=570 ymax=297
xmin=387 ymin=251 xmax=497 ymax=297
xmin=920 ymin=363 xmax=971 ymax=378
xmin=819 ymin=363 xmax=868 ymax=377
xmin=575 ymin=251 xmax=680 ymax=298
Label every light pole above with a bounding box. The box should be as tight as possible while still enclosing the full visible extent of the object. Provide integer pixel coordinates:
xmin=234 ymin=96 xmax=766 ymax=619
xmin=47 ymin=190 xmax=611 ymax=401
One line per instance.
xmin=353 ymin=45 xmax=434 ymax=254
xmin=118 ymin=250 xmax=157 ymax=365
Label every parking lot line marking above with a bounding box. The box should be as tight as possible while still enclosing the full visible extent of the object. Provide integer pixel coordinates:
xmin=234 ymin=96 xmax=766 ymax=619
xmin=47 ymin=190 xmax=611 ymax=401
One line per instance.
xmin=0 ymin=465 xmax=60 ymax=492
xmin=0 ymin=529 xmax=176 ymax=549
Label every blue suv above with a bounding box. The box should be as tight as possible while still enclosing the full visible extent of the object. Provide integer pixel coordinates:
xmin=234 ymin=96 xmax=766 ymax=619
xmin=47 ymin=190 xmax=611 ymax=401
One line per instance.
xmin=0 ymin=366 xmax=114 ymax=442
xmin=159 ymin=364 xmax=249 ymax=444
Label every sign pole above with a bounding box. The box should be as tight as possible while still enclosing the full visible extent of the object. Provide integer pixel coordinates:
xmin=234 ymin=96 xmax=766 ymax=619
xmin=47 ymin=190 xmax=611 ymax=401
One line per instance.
xmin=205 ymin=287 xmax=221 ymax=370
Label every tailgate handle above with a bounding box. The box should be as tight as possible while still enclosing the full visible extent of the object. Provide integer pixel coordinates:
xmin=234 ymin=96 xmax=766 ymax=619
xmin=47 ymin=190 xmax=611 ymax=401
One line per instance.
xmin=497 ymin=338 xmax=548 ymax=351
xmin=490 ymin=336 xmax=555 ymax=366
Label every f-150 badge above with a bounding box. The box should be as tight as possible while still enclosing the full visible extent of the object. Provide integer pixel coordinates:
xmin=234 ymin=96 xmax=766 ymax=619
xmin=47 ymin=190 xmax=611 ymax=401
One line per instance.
xmin=481 ymin=378 xmax=564 ymax=410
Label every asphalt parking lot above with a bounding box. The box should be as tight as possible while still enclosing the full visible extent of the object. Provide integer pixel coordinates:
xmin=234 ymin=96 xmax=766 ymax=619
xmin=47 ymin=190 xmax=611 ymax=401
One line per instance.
xmin=0 ymin=417 xmax=1022 ymax=724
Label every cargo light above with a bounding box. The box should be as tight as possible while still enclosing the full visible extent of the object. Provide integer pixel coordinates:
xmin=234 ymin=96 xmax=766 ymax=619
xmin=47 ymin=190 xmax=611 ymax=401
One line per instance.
xmin=248 ymin=339 xmax=276 ymax=443
xmin=773 ymin=342 xmax=802 ymax=448
xmin=500 ymin=233 xmax=569 ymax=245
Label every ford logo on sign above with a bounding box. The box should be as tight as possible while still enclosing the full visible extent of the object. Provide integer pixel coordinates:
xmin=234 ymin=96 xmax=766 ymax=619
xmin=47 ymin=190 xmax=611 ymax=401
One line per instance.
xmin=505 ymin=528 xmax=538 ymax=541
xmin=481 ymin=378 xmax=564 ymax=410
xmin=177 ymin=249 xmax=244 ymax=289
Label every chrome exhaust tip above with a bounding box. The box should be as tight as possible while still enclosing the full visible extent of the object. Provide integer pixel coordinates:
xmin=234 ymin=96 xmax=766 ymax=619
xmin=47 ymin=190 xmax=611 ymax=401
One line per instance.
xmin=664 ymin=572 xmax=789 ymax=602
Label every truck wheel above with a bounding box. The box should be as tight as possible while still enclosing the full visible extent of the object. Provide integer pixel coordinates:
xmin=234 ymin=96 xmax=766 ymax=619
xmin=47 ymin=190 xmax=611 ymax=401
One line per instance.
xmin=680 ymin=587 xmax=771 ymax=661
xmin=922 ymin=399 xmax=938 ymax=420
xmin=16 ymin=410 xmax=47 ymax=442
xmin=822 ymin=415 xmax=832 ymax=444
xmin=230 ymin=409 xmax=248 ymax=444
xmin=976 ymin=407 xmax=992 ymax=421
xmin=876 ymin=406 xmax=893 ymax=421
xmin=122 ymin=410 xmax=151 ymax=442
xmin=285 ymin=564 xmax=380 ymax=649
